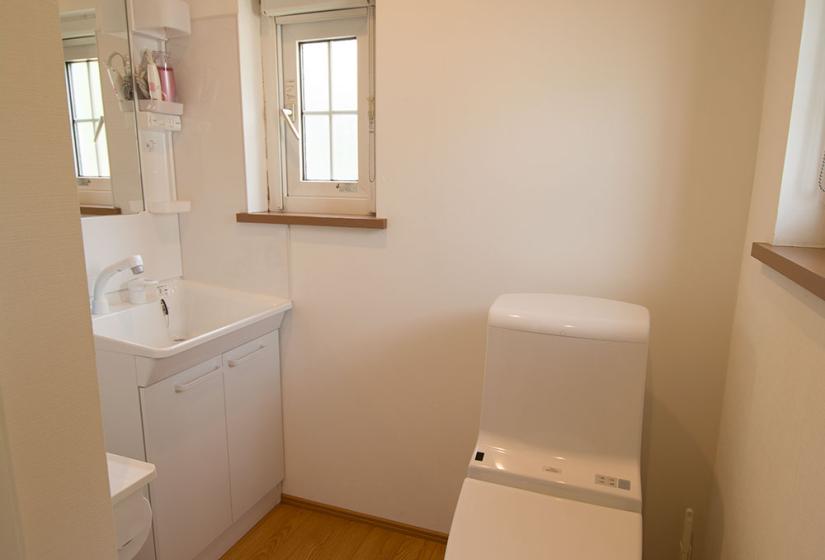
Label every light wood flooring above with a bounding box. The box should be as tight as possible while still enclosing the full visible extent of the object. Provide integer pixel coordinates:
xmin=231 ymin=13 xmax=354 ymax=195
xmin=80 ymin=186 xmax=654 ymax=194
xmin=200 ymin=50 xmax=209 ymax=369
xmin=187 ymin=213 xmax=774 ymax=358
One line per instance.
xmin=222 ymin=503 xmax=447 ymax=560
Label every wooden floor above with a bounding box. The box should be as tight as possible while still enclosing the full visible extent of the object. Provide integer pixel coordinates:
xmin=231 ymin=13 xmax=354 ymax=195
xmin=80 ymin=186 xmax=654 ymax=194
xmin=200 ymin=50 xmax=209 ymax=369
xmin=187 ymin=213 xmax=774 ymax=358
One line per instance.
xmin=222 ymin=503 xmax=447 ymax=560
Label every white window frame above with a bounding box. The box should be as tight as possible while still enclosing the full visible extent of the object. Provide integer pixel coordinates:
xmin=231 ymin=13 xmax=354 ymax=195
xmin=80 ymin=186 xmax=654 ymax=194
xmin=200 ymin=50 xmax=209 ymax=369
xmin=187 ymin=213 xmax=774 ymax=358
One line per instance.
xmin=262 ymin=5 xmax=376 ymax=215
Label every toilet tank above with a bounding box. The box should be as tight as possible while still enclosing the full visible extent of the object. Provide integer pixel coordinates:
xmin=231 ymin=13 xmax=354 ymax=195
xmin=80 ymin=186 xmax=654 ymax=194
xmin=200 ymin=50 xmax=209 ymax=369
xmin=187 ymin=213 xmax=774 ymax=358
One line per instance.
xmin=480 ymin=294 xmax=650 ymax=462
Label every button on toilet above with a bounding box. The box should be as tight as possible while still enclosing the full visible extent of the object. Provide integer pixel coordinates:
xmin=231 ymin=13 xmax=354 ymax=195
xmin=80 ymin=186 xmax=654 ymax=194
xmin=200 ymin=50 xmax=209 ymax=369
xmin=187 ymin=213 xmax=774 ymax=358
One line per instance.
xmin=445 ymin=294 xmax=650 ymax=559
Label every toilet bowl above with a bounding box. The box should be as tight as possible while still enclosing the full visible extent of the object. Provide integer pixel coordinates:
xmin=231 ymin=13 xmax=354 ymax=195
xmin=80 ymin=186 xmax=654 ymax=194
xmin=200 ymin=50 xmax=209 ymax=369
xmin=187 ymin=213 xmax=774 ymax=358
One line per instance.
xmin=107 ymin=453 xmax=156 ymax=560
xmin=445 ymin=294 xmax=649 ymax=559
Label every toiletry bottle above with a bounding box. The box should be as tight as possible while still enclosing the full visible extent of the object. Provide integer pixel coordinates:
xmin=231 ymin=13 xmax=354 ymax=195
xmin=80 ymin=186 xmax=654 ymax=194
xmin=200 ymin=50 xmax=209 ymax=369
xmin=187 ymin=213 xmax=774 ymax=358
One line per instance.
xmin=154 ymin=51 xmax=176 ymax=102
xmin=145 ymin=50 xmax=162 ymax=101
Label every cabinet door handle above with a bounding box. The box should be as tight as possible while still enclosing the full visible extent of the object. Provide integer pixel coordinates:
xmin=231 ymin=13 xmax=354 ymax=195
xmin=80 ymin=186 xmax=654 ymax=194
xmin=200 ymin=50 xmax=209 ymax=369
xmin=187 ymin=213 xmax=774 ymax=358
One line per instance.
xmin=227 ymin=345 xmax=266 ymax=368
xmin=174 ymin=366 xmax=220 ymax=392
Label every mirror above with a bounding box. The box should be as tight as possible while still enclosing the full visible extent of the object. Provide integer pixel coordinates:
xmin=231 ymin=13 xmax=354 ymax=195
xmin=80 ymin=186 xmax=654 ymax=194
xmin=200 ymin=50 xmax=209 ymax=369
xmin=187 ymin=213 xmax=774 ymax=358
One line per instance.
xmin=59 ymin=0 xmax=144 ymax=215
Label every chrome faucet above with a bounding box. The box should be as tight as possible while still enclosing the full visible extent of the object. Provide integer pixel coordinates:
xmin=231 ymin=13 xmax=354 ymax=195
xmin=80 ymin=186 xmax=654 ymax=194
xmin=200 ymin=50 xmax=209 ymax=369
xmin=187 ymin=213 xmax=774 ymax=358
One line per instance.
xmin=92 ymin=255 xmax=144 ymax=315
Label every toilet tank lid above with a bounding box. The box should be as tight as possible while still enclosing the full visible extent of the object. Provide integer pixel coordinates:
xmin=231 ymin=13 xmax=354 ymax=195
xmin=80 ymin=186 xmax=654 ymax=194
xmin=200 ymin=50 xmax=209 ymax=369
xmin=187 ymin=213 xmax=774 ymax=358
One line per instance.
xmin=488 ymin=294 xmax=650 ymax=343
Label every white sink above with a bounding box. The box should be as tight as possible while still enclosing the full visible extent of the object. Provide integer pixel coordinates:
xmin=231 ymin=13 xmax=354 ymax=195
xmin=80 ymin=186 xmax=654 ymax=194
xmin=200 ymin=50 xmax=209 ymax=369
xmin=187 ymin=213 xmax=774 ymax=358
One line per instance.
xmin=107 ymin=452 xmax=156 ymax=506
xmin=107 ymin=453 xmax=156 ymax=559
xmin=93 ymin=280 xmax=291 ymax=386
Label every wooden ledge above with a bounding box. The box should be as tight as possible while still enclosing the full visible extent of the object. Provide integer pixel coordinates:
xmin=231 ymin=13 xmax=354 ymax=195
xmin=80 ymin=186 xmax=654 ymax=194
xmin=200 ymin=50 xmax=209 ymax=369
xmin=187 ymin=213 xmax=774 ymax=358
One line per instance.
xmin=752 ymin=242 xmax=825 ymax=300
xmin=80 ymin=206 xmax=122 ymax=216
xmin=237 ymin=211 xmax=387 ymax=229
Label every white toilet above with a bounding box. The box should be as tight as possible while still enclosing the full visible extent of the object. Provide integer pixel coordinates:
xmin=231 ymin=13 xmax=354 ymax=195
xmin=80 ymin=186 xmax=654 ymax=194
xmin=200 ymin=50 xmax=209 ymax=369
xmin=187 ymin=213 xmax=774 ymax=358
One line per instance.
xmin=445 ymin=294 xmax=650 ymax=559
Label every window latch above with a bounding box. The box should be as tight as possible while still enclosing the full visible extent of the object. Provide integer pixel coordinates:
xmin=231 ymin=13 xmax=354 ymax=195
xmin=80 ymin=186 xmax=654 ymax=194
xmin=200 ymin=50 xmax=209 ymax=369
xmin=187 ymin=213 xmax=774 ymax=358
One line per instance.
xmin=280 ymin=107 xmax=301 ymax=141
xmin=93 ymin=116 xmax=105 ymax=142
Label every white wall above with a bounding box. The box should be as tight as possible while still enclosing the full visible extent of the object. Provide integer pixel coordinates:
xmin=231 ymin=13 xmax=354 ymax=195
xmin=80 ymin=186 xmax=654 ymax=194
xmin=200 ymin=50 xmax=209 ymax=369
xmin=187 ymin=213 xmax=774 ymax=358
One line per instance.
xmin=705 ymin=0 xmax=825 ymax=557
xmin=173 ymin=3 xmax=291 ymax=297
xmin=774 ymin=0 xmax=825 ymax=247
xmin=177 ymin=1 xmax=772 ymax=558
xmin=0 ymin=1 xmax=117 ymax=557
xmin=80 ymin=213 xmax=183 ymax=298
xmin=237 ymin=0 xmax=268 ymax=213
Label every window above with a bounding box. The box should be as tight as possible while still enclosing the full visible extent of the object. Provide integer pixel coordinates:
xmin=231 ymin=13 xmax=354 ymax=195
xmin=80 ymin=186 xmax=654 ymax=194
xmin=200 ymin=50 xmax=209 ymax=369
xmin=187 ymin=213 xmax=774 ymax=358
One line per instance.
xmin=263 ymin=7 xmax=375 ymax=215
xmin=300 ymin=38 xmax=358 ymax=182
xmin=64 ymin=59 xmax=110 ymax=182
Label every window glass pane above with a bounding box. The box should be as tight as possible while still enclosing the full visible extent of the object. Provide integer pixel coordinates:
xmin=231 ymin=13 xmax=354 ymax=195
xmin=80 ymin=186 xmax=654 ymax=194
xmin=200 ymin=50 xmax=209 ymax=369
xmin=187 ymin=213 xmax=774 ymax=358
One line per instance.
xmin=331 ymin=114 xmax=358 ymax=181
xmin=75 ymin=121 xmax=99 ymax=177
xmin=69 ymin=62 xmax=93 ymax=120
xmin=89 ymin=61 xmax=104 ymax=118
xmin=300 ymin=41 xmax=329 ymax=112
xmin=303 ymin=114 xmax=330 ymax=180
xmin=330 ymin=39 xmax=357 ymax=111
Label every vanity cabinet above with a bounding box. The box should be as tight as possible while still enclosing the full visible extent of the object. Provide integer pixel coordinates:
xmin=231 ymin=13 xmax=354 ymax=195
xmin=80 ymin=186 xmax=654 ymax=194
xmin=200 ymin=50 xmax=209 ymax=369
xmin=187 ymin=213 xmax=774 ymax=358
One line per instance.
xmin=141 ymin=357 xmax=232 ymax=560
xmin=92 ymin=281 xmax=291 ymax=560
xmin=223 ymin=336 xmax=284 ymax=519
xmin=135 ymin=331 xmax=282 ymax=560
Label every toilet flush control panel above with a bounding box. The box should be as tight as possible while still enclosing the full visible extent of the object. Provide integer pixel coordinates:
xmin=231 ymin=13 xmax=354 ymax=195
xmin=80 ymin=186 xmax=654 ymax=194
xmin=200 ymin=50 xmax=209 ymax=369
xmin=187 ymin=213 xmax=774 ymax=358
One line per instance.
xmin=467 ymin=433 xmax=642 ymax=514
xmin=594 ymin=473 xmax=632 ymax=491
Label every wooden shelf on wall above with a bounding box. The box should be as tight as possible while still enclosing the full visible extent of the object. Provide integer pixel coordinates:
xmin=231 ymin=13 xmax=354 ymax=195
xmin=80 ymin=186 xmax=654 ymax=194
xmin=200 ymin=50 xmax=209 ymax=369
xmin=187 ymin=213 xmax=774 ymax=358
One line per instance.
xmin=80 ymin=206 xmax=122 ymax=216
xmin=751 ymin=242 xmax=825 ymax=300
xmin=236 ymin=211 xmax=387 ymax=230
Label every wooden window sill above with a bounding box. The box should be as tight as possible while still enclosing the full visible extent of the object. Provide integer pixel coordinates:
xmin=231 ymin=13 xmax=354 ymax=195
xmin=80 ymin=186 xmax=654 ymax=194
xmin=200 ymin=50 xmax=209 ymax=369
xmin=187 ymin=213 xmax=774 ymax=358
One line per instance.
xmin=751 ymin=242 xmax=825 ymax=300
xmin=80 ymin=206 xmax=122 ymax=216
xmin=236 ymin=212 xmax=387 ymax=229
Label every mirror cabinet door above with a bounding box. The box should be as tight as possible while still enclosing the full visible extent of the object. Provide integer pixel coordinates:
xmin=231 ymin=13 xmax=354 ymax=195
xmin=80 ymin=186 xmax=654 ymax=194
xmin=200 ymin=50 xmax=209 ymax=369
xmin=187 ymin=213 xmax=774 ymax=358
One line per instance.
xmin=59 ymin=0 xmax=144 ymax=216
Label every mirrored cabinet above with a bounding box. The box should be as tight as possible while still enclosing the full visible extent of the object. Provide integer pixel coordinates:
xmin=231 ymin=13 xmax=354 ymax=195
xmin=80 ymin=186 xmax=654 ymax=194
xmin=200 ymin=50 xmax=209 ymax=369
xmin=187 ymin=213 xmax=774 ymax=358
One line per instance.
xmin=57 ymin=0 xmax=191 ymax=217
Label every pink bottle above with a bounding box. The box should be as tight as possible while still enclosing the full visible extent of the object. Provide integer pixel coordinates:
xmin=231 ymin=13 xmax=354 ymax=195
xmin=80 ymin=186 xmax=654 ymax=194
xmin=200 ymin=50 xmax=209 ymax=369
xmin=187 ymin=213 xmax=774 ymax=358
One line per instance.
xmin=153 ymin=51 xmax=176 ymax=102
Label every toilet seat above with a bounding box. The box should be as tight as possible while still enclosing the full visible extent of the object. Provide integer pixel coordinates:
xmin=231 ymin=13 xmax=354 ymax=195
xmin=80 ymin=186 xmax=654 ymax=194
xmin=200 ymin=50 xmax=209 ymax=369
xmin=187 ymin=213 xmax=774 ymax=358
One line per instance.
xmin=445 ymin=478 xmax=642 ymax=560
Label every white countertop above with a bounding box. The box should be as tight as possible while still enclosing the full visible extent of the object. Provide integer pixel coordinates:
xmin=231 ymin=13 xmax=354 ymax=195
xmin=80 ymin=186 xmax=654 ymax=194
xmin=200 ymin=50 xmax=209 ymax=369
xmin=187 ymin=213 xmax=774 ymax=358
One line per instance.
xmin=107 ymin=452 xmax=156 ymax=506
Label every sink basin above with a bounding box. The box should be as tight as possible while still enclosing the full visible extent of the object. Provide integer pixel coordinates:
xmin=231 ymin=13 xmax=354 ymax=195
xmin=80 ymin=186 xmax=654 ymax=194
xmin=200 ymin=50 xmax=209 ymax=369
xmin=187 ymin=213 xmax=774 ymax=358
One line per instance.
xmin=93 ymin=280 xmax=291 ymax=385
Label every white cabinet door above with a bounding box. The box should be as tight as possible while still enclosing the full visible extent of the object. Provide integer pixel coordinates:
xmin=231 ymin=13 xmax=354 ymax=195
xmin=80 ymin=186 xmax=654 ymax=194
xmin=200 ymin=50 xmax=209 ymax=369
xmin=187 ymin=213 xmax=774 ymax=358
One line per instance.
xmin=223 ymin=332 xmax=284 ymax=520
xmin=140 ymin=357 xmax=232 ymax=560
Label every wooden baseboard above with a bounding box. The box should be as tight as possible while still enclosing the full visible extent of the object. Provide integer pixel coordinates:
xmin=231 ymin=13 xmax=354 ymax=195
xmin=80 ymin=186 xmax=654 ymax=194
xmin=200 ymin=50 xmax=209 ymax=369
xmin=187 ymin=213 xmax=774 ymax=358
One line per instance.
xmin=281 ymin=494 xmax=449 ymax=544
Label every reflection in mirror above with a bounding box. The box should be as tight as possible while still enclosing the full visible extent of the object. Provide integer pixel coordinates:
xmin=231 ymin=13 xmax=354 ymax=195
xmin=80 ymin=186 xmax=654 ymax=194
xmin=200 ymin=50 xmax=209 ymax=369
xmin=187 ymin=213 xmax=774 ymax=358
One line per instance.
xmin=59 ymin=0 xmax=144 ymax=216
